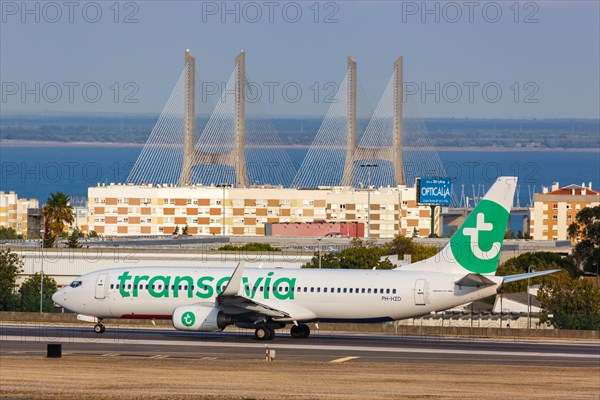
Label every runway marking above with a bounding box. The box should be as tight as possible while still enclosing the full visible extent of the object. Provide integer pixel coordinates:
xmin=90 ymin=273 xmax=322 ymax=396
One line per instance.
xmin=200 ymin=357 xmax=217 ymax=360
xmin=100 ymin=353 xmax=119 ymax=357
xmin=2 ymin=336 xmax=597 ymax=360
xmin=331 ymin=356 xmax=360 ymax=363
xmin=150 ymin=355 xmax=169 ymax=359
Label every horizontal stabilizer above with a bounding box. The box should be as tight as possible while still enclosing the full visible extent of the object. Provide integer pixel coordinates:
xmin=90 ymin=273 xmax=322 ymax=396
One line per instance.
xmin=501 ymin=269 xmax=560 ymax=284
xmin=455 ymin=273 xmax=497 ymax=288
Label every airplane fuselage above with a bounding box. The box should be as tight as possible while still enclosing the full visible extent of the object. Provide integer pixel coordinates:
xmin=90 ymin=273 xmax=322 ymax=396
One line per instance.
xmin=54 ymin=266 xmax=501 ymax=323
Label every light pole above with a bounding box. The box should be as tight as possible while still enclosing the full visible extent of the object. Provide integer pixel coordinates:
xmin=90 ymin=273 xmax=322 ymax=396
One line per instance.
xmin=317 ymin=237 xmax=322 ymax=269
xmin=360 ymin=164 xmax=378 ymax=239
xmin=40 ymin=215 xmax=45 ymax=313
xmin=527 ymin=265 xmax=535 ymax=330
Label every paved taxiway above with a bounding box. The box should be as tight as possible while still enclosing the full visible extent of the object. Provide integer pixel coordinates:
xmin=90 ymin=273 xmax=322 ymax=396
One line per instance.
xmin=1 ymin=323 xmax=598 ymax=367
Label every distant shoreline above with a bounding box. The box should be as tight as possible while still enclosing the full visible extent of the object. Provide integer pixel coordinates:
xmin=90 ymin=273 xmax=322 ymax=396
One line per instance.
xmin=1 ymin=140 xmax=598 ymax=153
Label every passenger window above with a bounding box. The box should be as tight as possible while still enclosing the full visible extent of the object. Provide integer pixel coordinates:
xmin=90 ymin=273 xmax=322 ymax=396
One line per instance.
xmin=260 ymin=286 xmax=264 ymax=291
xmin=361 ymin=288 xmax=365 ymax=293
xmin=337 ymin=288 xmax=341 ymax=293
xmin=310 ymin=287 xmax=314 ymax=293
xmin=367 ymin=288 xmax=371 ymax=294
xmin=317 ymin=287 xmax=320 ymax=293
xmin=343 ymin=288 xmax=347 ymax=293
xmin=116 ymin=284 xmax=120 ymax=289
xmin=304 ymin=287 xmax=307 ymax=293
xmin=331 ymin=287 xmax=334 ymax=293
xmin=297 ymin=287 xmax=301 ymax=292
xmin=110 ymin=284 xmax=114 ymax=289
xmin=374 ymin=289 xmax=378 ymax=294
xmin=349 ymin=288 xmax=353 ymax=293
xmin=324 ymin=288 xmax=328 ymax=293
xmin=128 ymin=284 xmax=132 ymax=289
xmin=392 ymin=289 xmax=396 ymax=294
xmin=386 ymin=289 xmax=390 ymax=294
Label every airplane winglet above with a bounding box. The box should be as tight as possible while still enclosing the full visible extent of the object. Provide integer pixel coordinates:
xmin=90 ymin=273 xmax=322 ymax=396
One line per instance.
xmin=501 ymin=269 xmax=560 ymax=284
xmin=219 ymin=261 xmax=246 ymax=296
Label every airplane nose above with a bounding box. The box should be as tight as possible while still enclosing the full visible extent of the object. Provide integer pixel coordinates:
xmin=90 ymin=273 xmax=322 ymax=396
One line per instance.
xmin=52 ymin=289 xmax=63 ymax=305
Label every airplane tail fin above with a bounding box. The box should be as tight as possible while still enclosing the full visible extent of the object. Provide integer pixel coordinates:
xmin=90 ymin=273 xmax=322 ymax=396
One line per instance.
xmin=402 ymin=176 xmax=517 ymax=275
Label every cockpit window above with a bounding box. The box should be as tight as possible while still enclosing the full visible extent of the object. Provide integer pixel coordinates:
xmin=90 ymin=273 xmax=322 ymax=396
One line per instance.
xmin=69 ymin=281 xmax=82 ymax=288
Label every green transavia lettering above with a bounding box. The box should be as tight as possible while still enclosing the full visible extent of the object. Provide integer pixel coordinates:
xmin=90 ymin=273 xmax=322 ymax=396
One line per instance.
xmin=117 ymin=271 xmax=296 ymax=300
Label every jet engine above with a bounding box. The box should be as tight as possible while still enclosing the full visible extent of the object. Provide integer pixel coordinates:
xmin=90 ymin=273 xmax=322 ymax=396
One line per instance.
xmin=172 ymin=304 xmax=234 ymax=332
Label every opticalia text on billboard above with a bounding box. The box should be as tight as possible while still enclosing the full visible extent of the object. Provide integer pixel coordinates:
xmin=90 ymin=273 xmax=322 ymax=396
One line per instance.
xmin=417 ymin=178 xmax=452 ymax=206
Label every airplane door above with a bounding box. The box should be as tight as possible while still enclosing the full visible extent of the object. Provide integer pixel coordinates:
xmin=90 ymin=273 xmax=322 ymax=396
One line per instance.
xmin=95 ymin=274 xmax=107 ymax=299
xmin=414 ymin=279 xmax=426 ymax=305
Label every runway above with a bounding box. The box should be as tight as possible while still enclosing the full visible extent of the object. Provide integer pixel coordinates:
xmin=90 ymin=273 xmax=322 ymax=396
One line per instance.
xmin=1 ymin=323 xmax=598 ymax=367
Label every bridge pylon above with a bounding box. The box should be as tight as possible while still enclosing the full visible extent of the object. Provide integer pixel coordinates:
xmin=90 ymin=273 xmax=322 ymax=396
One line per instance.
xmin=341 ymin=57 xmax=405 ymax=187
xmin=179 ymin=50 xmax=248 ymax=187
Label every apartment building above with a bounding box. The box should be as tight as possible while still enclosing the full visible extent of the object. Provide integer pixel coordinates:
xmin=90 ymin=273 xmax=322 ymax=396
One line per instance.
xmin=87 ymin=184 xmax=439 ymax=239
xmin=529 ymin=182 xmax=600 ymax=241
xmin=0 ymin=191 xmax=39 ymax=237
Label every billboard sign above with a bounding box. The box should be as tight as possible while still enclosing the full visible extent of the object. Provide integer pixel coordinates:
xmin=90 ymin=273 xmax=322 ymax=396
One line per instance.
xmin=417 ymin=178 xmax=452 ymax=206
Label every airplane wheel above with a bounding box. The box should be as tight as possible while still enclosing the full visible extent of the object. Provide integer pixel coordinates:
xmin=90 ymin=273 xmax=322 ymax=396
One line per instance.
xmin=94 ymin=324 xmax=105 ymax=334
xmin=254 ymin=326 xmax=272 ymax=341
xmin=299 ymin=324 xmax=310 ymax=338
xmin=290 ymin=325 xmax=302 ymax=338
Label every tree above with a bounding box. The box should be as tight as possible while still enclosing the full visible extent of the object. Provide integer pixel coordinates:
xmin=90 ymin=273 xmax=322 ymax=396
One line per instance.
xmin=0 ymin=227 xmax=18 ymax=240
xmin=66 ymin=228 xmax=82 ymax=248
xmin=504 ymin=228 xmax=516 ymax=239
xmin=18 ymin=273 xmax=58 ymax=313
xmin=182 ymin=224 xmax=189 ymax=235
xmin=568 ymin=205 xmax=600 ymax=274
xmin=303 ymin=239 xmax=394 ymax=270
xmin=88 ymin=230 xmax=99 ymax=238
xmin=537 ymin=272 xmax=600 ymax=330
xmin=0 ymin=249 xmax=23 ymax=311
xmin=173 ymin=226 xmax=180 ymax=235
xmin=42 ymin=192 xmax=74 ymax=248
xmin=383 ymin=235 xmax=439 ymax=262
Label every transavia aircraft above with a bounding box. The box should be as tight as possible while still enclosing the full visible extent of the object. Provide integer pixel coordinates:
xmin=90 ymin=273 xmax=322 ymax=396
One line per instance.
xmin=53 ymin=177 xmax=557 ymax=340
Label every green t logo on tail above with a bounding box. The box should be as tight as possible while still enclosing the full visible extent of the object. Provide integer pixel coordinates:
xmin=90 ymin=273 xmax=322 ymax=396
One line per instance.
xmin=450 ymin=199 xmax=509 ymax=274
xmin=181 ymin=311 xmax=195 ymax=327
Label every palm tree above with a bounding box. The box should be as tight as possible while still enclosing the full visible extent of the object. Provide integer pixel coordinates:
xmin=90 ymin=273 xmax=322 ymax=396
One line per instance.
xmin=42 ymin=192 xmax=74 ymax=248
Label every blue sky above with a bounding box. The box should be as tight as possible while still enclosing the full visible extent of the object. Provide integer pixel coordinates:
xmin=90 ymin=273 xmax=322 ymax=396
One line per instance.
xmin=1 ymin=1 xmax=599 ymax=118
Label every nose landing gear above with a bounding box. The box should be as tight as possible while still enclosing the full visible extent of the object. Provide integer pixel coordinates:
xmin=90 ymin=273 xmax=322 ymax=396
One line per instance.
xmin=94 ymin=323 xmax=105 ymax=334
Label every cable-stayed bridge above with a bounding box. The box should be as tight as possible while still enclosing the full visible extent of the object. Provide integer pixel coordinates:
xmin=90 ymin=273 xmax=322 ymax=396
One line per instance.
xmin=127 ymin=50 xmax=446 ymax=193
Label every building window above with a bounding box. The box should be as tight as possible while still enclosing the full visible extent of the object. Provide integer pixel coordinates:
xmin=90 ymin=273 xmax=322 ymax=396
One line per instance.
xmin=552 ymin=203 xmax=558 ymax=210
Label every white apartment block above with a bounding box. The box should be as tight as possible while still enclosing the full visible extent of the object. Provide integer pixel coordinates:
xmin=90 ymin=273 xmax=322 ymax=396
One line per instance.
xmin=87 ymin=184 xmax=439 ymax=239
xmin=529 ymin=182 xmax=600 ymax=241
xmin=0 ymin=191 xmax=39 ymax=237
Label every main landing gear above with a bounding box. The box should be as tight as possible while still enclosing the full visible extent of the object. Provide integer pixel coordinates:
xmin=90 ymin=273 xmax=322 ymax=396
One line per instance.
xmin=254 ymin=325 xmax=275 ymax=340
xmin=290 ymin=324 xmax=310 ymax=339
xmin=94 ymin=322 xmax=105 ymax=334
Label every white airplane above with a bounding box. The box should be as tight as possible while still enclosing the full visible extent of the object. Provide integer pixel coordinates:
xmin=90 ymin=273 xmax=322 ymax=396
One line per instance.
xmin=52 ymin=177 xmax=557 ymax=340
